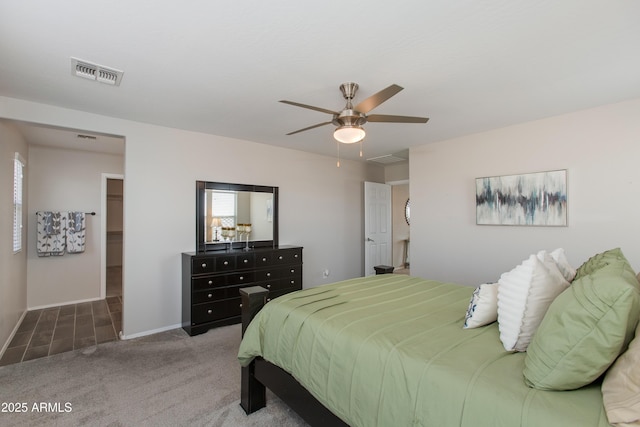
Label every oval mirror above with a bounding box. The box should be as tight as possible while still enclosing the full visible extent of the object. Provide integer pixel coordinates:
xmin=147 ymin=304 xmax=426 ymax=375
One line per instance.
xmin=405 ymin=198 xmax=410 ymax=226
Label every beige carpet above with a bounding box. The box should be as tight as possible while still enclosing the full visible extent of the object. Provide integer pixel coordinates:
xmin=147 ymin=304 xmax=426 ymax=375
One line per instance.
xmin=0 ymin=324 xmax=308 ymax=426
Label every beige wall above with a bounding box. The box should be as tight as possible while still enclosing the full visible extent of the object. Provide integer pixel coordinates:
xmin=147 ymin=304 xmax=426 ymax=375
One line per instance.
xmin=0 ymin=120 xmax=28 ymax=353
xmin=1 ymin=95 xmax=384 ymax=338
xmin=27 ymin=146 xmax=124 ymax=308
xmin=385 ymin=161 xmax=409 ymax=183
xmin=410 ymin=98 xmax=640 ymax=286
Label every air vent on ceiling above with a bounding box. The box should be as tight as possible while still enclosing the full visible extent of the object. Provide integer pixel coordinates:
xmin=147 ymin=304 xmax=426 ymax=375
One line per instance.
xmin=366 ymin=154 xmax=408 ymax=164
xmin=77 ymin=134 xmax=97 ymax=140
xmin=71 ymin=57 xmax=123 ymax=86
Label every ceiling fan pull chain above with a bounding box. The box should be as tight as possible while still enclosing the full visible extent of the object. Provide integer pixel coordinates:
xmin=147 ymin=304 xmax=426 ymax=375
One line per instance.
xmin=336 ymin=140 xmax=341 ymax=168
xmin=359 ymin=140 xmax=363 ymax=157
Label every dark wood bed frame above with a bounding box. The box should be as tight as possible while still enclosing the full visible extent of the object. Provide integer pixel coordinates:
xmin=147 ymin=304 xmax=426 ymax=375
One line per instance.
xmin=239 ymin=286 xmax=349 ymax=427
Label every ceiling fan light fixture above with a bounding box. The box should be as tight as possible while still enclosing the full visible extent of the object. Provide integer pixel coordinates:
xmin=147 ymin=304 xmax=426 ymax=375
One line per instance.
xmin=334 ymin=125 xmax=365 ymax=144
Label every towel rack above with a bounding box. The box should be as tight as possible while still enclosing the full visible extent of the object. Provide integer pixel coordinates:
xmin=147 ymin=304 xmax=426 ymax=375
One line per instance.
xmin=36 ymin=211 xmax=95 ymax=215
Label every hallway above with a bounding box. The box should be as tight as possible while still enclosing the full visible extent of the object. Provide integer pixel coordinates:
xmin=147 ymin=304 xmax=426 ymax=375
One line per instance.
xmin=0 ymin=297 xmax=122 ymax=366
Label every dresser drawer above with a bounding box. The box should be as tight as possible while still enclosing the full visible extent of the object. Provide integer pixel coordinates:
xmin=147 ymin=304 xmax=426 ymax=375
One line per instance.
xmin=191 ymin=257 xmax=217 ymax=275
xmin=255 ymin=268 xmax=279 ymax=282
xmin=191 ymin=255 xmax=237 ymax=274
xmin=215 ymin=255 xmax=237 ymax=271
xmin=193 ymin=285 xmax=250 ymax=304
xmin=236 ymin=253 xmax=255 ymax=269
xmin=192 ymin=299 xmax=242 ymax=324
xmin=265 ymin=274 xmax=302 ymax=293
xmin=255 ymin=252 xmax=273 ymax=266
xmin=272 ymin=248 xmax=302 ymax=265
xmin=192 ymin=275 xmax=228 ymax=291
xmin=255 ymin=265 xmax=302 ymax=282
xmin=228 ymin=272 xmax=255 ymax=285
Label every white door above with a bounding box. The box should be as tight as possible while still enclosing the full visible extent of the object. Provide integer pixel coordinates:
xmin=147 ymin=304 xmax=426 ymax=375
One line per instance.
xmin=364 ymin=181 xmax=392 ymax=276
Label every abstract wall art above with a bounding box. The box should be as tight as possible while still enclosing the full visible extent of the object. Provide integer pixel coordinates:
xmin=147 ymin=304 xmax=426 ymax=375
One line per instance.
xmin=475 ymin=170 xmax=567 ymax=226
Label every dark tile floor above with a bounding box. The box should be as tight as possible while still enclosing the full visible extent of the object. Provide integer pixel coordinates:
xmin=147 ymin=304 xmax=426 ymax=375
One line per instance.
xmin=0 ymin=296 xmax=122 ymax=367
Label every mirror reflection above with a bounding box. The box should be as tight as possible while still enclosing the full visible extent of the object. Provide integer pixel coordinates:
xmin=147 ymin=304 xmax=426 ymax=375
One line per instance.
xmin=204 ymin=190 xmax=274 ymax=243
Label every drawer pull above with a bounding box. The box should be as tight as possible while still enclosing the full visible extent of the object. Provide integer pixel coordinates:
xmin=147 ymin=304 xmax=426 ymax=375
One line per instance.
xmin=223 ymin=261 xmax=229 ymax=266
xmin=279 ymin=256 xmax=283 ymax=260
xmin=208 ymin=280 xmax=213 ymax=285
xmin=239 ymin=303 xmax=243 ymax=308
xmin=208 ymin=293 xmax=212 ymax=298
xmin=239 ymin=276 xmax=244 ymax=281
xmin=243 ymin=259 xmax=248 ymax=263
xmin=266 ymin=272 xmax=271 ymax=277
xmin=207 ymin=309 xmax=213 ymax=314
xmin=201 ymin=263 xmax=207 ymax=268
xmin=266 ymin=284 xmax=271 ymax=289
xmin=291 ymin=280 xmax=295 ymax=284
xmin=262 ymin=257 xmax=267 ymax=262
xmin=291 ymin=269 xmax=295 ymax=273
xmin=294 ymin=254 xmax=299 ymax=258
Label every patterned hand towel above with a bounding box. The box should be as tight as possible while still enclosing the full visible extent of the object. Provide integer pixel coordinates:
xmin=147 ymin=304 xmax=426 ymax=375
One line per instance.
xmin=37 ymin=211 xmax=66 ymax=256
xmin=42 ymin=211 xmax=62 ymax=236
xmin=67 ymin=211 xmax=86 ymax=254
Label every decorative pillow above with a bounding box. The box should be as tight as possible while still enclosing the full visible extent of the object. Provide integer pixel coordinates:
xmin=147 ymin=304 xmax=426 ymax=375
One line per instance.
xmin=497 ymin=251 xmax=570 ymax=352
xmin=602 ymin=321 xmax=640 ymax=426
xmin=574 ymin=248 xmax=639 ymax=288
xmin=523 ymin=256 xmax=640 ymax=390
xmin=463 ymin=283 xmax=498 ymax=329
xmin=548 ymin=248 xmax=576 ymax=282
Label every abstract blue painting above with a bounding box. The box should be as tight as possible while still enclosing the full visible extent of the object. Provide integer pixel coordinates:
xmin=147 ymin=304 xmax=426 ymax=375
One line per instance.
xmin=476 ymin=170 xmax=567 ymax=226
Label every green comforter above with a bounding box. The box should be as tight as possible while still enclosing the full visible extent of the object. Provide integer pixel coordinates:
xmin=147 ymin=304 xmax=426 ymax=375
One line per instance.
xmin=238 ymin=275 xmax=611 ymax=427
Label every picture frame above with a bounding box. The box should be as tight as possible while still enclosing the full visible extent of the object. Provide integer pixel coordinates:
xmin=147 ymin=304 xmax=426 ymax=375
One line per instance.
xmin=475 ymin=169 xmax=567 ymax=226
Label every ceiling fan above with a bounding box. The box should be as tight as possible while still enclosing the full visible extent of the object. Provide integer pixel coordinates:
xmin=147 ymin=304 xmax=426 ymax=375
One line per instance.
xmin=279 ymin=83 xmax=429 ymax=144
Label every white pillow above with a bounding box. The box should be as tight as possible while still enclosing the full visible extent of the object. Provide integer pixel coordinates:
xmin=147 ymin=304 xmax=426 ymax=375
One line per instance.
xmin=463 ymin=283 xmax=498 ymax=329
xmin=497 ymin=251 xmax=570 ymax=351
xmin=602 ymin=322 xmax=640 ymax=426
xmin=548 ymin=248 xmax=576 ymax=282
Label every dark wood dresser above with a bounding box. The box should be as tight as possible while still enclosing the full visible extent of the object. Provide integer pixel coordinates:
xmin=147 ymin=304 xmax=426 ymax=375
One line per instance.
xmin=182 ymin=245 xmax=302 ymax=336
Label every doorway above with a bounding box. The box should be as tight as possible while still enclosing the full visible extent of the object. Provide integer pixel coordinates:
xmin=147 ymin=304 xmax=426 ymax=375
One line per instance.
xmin=103 ymin=175 xmax=123 ymax=298
xmin=364 ymin=181 xmax=392 ymax=276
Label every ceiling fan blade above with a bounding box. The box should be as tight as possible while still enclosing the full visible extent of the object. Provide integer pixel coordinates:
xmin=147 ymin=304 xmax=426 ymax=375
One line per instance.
xmin=286 ymin=121 xmax=333 ymax=135
xmin=279 ymin=100 xmax=339 ymax=116
xmin=366 ymin=114 xmax=429 ymax=123
xmin=354 ymin=84 xmax=404 ymax=114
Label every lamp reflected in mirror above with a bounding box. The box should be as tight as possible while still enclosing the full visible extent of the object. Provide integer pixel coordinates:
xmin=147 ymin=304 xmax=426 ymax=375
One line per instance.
xmin=211 ymin=217 xmax=222 ymax=241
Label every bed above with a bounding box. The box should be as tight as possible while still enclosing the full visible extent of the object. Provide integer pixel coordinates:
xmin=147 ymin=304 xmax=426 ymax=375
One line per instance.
xmin=238 ymin=249 xmax=640 ymax=427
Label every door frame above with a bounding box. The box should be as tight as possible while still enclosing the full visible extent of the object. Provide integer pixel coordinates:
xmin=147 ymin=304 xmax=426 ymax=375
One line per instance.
xmin=101 ymin=173 xmax=124 ymax=299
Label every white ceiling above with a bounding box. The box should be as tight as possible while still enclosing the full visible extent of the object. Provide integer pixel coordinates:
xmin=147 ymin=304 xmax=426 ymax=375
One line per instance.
xmin=1 ymin=1 xmax=639 ymax=161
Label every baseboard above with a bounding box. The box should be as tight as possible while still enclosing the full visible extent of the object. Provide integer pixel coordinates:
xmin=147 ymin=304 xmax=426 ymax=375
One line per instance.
xmin=28 ymin=296 xmax=103 ymax=311
xmin=120 ymin=323 xmax=182 ymax=340
xmin=0 ymin=309 xmax=28 ymax=359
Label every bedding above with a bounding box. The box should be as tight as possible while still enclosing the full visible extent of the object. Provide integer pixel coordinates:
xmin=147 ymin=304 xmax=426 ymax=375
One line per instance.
xmin=238 ymin=274 xmax=612 ymax=427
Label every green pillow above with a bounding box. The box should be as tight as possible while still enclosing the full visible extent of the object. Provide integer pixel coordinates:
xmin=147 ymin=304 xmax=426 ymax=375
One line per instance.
xmin=523 ymin=257 xmax=640 ymax=390
xmin=574 ymin=248 xmax=639 ymax=286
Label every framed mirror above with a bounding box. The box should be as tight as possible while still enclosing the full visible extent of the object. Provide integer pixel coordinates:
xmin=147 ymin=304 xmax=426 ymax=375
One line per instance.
xmin=196 ymin=181 xmax=279 ymax=252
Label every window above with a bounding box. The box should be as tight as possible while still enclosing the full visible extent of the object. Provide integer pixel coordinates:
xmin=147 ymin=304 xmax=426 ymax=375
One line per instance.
xmin=13 ymin=153 xmax=25 ymax=253
xmin=211 ymin=191 xmax=236 ymax=227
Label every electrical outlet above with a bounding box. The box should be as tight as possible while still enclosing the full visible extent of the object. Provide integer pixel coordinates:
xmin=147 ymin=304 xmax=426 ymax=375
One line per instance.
xmin=322 ymin=269 xmax=330 ymax=278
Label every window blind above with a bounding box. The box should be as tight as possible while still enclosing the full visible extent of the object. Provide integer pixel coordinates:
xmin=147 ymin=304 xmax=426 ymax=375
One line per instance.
xmin=13 ymin=154 xmax=25 ymax=253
